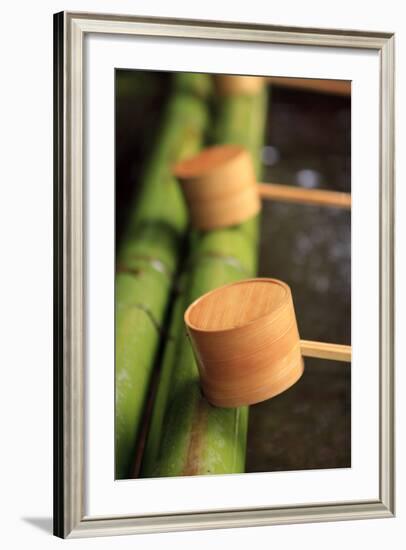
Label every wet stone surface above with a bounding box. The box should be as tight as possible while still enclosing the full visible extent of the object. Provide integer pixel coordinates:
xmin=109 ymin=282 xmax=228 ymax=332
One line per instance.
xmin=246 ymin=359 xmax=351 ymax=472
xmin=246 ymin=85 xmax=351 ymax=472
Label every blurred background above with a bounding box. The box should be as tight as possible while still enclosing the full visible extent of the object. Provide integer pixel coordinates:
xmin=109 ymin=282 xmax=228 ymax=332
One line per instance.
xmin=116 ymin=70 xmax=351 ymax=473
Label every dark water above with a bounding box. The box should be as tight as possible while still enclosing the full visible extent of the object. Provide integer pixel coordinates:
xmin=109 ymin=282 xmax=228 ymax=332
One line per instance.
xmin=116 ymin=72 xmax=351 ymax=473
xmin=246 ymin=85 xmax=351 ymax=472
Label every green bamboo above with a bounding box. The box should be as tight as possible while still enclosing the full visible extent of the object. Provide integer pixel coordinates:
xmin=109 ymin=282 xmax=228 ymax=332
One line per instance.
xmin=141 ymin=85 xmax=268 ymax=477
xmin=115 ymin=73 xmax=211 ymax=479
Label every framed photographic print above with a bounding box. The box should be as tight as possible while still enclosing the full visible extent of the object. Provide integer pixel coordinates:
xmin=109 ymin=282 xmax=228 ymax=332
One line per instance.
xmin=54 ymin=11 xmax=395 ymax=538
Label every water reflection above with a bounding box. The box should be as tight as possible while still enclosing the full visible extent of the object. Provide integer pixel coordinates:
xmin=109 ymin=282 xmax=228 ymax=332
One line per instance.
xmin=295 ymin=168 xmax=322 ymax=188
xmin=261 ymin=145 xmax=280 ymax=167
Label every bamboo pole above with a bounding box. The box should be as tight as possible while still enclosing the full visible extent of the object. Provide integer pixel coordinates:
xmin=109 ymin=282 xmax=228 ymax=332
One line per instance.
xmin=258 ymin=183 xmax=351 ymax=209
xmin=115 ymin=73 xmax=211 ymax=479
xmin=141 ymin=80 xmax=268 ymax=478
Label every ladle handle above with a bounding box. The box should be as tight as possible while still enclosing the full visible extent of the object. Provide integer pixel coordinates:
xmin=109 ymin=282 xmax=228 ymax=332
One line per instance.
xmin=258 ymin=183 xmax=351 ymax=209
xmin=266 ymin=77 xmax=351 ymax=96
xmin=300 ymin=340 xmax=351 ymax=362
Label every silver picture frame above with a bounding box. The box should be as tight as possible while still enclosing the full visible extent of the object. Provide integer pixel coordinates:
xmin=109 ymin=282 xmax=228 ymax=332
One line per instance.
xmin=54 ymin=11 xmax=395 ymax=538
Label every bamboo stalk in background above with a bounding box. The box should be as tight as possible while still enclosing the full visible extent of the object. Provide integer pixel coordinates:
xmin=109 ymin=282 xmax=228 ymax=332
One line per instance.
xmin=115 ymin=73 xmax=211 ymax=479
xmin=141 ymin=81 xmax=268 ymax=477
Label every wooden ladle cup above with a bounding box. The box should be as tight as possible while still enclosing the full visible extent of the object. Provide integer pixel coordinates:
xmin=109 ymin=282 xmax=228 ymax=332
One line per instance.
xmin=174 ymin=145 xmax=352 ymax=231
xmin=214 ymin=75 xmax=265 ymax=96
xmin=173 ymin=144 xmax=261 ymax=231
xmin=184 ymin=278 xmax=304 ymax=408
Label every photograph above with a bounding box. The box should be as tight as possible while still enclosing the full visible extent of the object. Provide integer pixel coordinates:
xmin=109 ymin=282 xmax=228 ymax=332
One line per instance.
xmin=1 ymin=0 xmax=401 ymax=546
xmin=115 ymin=70 xmax=352 ymax=481
xmin=52 ymin=11 xmax=394 ymax=538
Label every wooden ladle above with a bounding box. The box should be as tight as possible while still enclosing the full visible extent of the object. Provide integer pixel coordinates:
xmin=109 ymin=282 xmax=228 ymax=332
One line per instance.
xmin=184 ymin=278 xmax=350 ymax=408
xmin=173 ymin=144 xmax=351 ymax=231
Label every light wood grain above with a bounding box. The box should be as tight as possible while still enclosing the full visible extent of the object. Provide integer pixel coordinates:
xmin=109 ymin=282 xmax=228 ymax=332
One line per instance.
xmin=185 ymin=278 xmax=353 ymax=407
xmin=300 ymin=340 xmax=351 ymax=362
xmin=173 ymin=144 xmax=261 ymax=230
xmin=258 ymin=182 xmax=351 ymax=209
xmin=185 ymin=278 xmax=304 ymax=407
